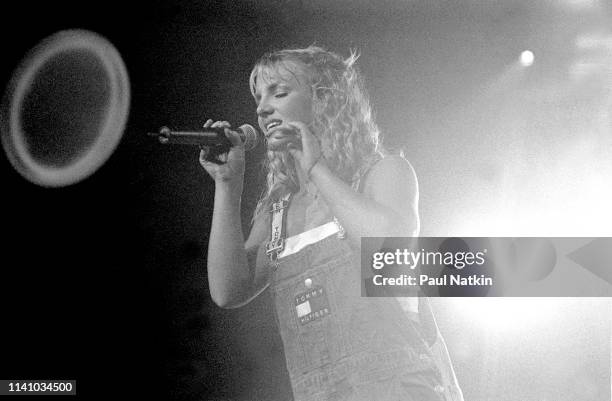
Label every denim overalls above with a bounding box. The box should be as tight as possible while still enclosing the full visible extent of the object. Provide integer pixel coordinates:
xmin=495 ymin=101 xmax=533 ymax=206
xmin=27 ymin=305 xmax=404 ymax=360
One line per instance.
xmin=261 ymin=190 xmax=462 ymax=400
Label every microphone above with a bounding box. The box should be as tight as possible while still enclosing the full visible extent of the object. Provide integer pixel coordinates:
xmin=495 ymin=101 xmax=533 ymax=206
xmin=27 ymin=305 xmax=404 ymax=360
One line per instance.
xmin=147 ymin=124 xmax=259 ymax=151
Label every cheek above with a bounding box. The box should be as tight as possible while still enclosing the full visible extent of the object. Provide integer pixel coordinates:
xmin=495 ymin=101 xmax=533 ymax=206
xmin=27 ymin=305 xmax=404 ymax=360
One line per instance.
xmin=300 ymin=108 xmax=313 ymax=125
xmin=290 ymin=91 xmax=312 ymax=119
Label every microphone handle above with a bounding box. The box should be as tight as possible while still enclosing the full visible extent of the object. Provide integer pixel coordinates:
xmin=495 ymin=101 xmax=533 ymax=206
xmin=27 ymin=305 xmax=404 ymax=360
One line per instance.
xmin=151 ymin=126 xmax=235 ymax=147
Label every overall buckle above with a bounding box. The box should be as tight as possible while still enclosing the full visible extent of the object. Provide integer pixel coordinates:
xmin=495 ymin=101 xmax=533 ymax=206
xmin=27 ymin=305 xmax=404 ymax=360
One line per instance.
xmin=270 ymin=199 xmax=289 ymax=212
xmin=266 ymin=238 xmax=285 ymax=261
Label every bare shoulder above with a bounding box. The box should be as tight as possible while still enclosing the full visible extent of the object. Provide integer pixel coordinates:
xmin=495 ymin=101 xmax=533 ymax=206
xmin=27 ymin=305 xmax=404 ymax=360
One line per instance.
xmin=362 ymin=154 xmax=418 ymax=197
xmin=362 ymin=154 xmax=420 ymax=236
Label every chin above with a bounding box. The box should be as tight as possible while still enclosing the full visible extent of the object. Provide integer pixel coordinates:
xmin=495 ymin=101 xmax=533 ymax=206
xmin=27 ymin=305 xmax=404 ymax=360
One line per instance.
xmin=266 ymin=137 xmax=299 ymax=152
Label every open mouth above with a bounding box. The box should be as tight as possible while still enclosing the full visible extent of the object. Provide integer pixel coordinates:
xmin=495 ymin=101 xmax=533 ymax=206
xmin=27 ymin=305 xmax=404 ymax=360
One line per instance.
xmin=265 ymin=120 xmax=282 ymax=133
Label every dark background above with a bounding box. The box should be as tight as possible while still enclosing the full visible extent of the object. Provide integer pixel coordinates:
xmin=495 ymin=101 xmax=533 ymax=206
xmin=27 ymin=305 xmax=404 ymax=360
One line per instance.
xmin=1 ymin=1 xmax=611 ymax=400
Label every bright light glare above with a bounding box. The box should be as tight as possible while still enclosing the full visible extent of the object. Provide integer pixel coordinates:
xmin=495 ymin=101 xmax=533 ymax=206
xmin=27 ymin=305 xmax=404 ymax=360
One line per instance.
xmin=560 ymin=0 xmax=600 ymax=11
xmin=520 ymin=50 xmax=535 ymax=67
xmin=448 ymin=298 xmax=564 ymax=333
xmin=575 ymin=33 xmax=612 ymax=50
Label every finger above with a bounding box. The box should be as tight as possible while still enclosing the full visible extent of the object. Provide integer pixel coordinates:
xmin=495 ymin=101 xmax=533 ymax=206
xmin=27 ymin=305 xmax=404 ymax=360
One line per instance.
xmin=287 ymin=121 xmax=316 ymax=147
xmin=288 ymin=146 xmax=302 ymax=161
xmin=199 ymin=149 xmax=213 ymax=167
xmin=287 ymin=121 xmax=311 ymax=137
xmin=287 ymin=121 xmax=320 ymax=150
xmin=199 ymin=147 xmax=210 ymax=162
xmin=211 ymin=120 xmax=231 ymax=128
xmin=225 ymin=128 xmax=243 ymax=148
xmin=287 ymin=142 xmax=300 ymax=152
xmin=200 ymin=146 xmax=224 ymax=163
xmin=199 ymin=148 xmax=219 ymax=166
xmin=208 ymin=156 xmax=225 ymax=165
xmin=203 ymin=148 xmax=226 ymax=165
xmin=203 ymin=119 xmax=213 ymax=128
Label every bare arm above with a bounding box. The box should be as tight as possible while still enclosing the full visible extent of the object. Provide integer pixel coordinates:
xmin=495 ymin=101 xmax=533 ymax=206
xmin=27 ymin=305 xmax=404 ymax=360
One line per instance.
xmin=287 ymin=121 xmax=419 ymax=243
xmin=309 ymin=155 xmax=419 ymax=243
xmin=201 ymin=120 xmax=271 ymax=309
xmin=207 ymin=185 xmax=271 ymax=308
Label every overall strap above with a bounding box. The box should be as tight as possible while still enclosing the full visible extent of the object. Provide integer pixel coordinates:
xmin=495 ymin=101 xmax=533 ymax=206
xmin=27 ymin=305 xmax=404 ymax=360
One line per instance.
xmin=265 ymin=193 xmax=292 ymax=262
xmin=352 ymin=152 xmax=384 ymax=193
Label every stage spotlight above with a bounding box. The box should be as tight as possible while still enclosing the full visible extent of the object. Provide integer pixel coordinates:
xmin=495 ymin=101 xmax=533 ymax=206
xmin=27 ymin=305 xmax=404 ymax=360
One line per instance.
xmin=519 ymin=50 xmax=535 ymax=67
xmin=1 ymin=30 xmax=130 ymax=187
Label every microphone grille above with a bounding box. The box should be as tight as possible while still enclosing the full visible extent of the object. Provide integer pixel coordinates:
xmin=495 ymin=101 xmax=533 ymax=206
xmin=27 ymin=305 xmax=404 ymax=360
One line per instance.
xmin=239 ymin=124 xmax=259 ymax=151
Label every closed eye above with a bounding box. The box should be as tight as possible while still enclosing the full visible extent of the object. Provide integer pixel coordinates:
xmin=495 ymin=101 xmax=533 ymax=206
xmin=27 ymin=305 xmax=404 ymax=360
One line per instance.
xmin=275 ymin=92 xmax=287 ymax=98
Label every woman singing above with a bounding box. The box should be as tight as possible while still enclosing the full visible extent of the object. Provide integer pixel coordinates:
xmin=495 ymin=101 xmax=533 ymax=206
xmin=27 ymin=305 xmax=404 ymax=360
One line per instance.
xmin=200 ymin=45 xmax=462 ymax=401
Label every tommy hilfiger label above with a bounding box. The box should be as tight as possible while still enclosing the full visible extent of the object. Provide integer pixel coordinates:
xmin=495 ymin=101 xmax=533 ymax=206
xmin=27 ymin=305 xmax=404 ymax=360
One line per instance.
xmin=295 ymin=286 xmax=331 ymax=325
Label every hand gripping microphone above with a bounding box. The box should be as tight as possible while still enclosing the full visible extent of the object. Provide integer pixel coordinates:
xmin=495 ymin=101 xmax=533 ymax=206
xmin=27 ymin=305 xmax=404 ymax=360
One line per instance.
xmin=148 ymin=124 xmax=260 ymax=151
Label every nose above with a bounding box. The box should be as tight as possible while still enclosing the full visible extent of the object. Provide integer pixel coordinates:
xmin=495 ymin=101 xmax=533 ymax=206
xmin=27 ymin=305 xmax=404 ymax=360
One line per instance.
xmin=256 ymin=99 xmax=273 ymax=118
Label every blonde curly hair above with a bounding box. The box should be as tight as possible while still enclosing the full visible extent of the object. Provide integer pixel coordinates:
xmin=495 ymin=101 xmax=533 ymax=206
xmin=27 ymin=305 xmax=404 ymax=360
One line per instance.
xmin=250 ymin=45 xmax=382 ymax=218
